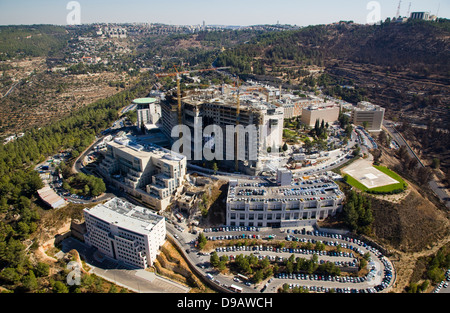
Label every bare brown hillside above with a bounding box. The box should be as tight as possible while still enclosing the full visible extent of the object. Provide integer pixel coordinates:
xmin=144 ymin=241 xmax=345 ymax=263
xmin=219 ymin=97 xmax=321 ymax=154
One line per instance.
xmin=371 ymin=188 xmax=449 ymax=253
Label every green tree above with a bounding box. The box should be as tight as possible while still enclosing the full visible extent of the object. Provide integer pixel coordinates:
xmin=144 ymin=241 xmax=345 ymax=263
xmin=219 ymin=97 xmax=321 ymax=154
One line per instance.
xmin=35 ymin=262 xmax=50 ymax=277
xmin=431 ymin=158 xmax=440 ymax=169
xmin=210 ymin=251 xmax=220 ymax=267
xmin=108 ymin=284 xmax=118 ymax=293
xmin=197 ymin=233 xmax=207 ymax=250
xmin=22 ymin=270 xmax=38 ymax=291
xmin=0 ymin=267 xmax=20 ymax=284
xmin=253 ymin=269 xmax=264 ymax=283
xmin=52 ymin=280 xmax=69 ymax=293
xmin=427 ymin=266 xmax=445 ymax=283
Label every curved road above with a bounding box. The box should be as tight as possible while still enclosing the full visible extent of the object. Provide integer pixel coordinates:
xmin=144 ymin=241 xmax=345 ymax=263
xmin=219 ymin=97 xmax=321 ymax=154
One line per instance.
xmin=383 ymin=120 xmax=450 ymax=208
xmin=169 ymin=223 xmax=395 ymax=294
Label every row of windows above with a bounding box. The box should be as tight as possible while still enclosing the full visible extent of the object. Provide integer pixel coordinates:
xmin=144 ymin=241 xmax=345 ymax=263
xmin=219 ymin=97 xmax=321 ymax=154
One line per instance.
xmin=229 ymin=209 xmax=336 ymax=221
xmin=228 ymin=205 xmax=325 ymax=211
xmin=118 ymin=253 xmax=145 ymax=267
xmin=88 ymin=232 xmax=111 ymax=252
xmin=117 ymin=230 xmax=144 ymax=243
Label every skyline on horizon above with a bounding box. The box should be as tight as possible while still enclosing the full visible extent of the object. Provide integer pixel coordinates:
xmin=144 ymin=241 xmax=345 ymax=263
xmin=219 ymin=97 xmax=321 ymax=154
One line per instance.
xmin=0 ymin=0 xmax=448 ymax=27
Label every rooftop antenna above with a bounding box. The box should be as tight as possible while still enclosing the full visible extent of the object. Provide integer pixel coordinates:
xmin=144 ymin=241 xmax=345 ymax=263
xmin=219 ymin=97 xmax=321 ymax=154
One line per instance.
xmin=407 ymin=2 xmax=412 ymax=17
xmin=396 ymin=0 xmax=402 ymax=18
xmin=436 ymin=3 xmax=440 ymax=17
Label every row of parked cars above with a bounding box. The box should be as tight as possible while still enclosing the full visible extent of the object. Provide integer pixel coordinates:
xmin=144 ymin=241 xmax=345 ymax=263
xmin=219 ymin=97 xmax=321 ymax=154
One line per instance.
xmin=371 ymin=255 xmax=393 ymax=292
xmin=284 ymin=283 xmax=379 ymax=294
xmin=207 ymin=234 xmax=262 ymax=241
xmin=275 ymin=272 xmax=367 ymax=283
xmin=215 ymin=244 xmax=356 ymax=259
xmin=203 ymin=226 xmax=261 ymax=232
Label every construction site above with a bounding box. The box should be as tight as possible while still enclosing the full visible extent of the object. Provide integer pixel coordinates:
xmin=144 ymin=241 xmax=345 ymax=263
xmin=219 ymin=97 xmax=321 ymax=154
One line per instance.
xmin=157 ymin=67 xmax=286 ymax=175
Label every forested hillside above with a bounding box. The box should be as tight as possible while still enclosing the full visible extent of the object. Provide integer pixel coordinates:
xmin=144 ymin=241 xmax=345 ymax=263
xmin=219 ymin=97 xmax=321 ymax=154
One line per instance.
xmin=0 ymin=25 xmax=69 ymax=60
xmin=0 ymin=75 xmax=153 ymax=292
xmin=216 ymin=19 xmax=450 ymax=79
xmin=216 ymin=19 xmax=450 ymax=174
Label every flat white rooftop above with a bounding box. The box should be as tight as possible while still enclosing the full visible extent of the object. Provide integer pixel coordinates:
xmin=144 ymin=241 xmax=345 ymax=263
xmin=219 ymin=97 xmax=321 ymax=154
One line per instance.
xmin=85 ymin=198 xmax=163 ymax=235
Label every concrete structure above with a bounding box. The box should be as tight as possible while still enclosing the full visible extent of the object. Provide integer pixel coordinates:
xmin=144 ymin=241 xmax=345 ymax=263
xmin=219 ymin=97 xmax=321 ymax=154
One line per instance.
xmin=98 ymin=136 xmax=187 ymax=211
xmin=161 ymin=86 xmax=284 ymax=174
xmin=276 ymin=168 xmax=293 ymax=186
xmin=37 ymin=185 xmax=66 ymax=209
xmin=351 ymin=101 xmax=385 ymax=132
xmin=410 ymin=11 xmax=436 ymax=21
xmin=83 ymin=198 xmax=166 ymax=269
xmin=276 ymin=96 xmax=322 ymax=119
xmin=300 ymin=104 xmax=340 ymax=127
xmin=226 ymin=175 xmax=344 ymax=228
xmin=134 ymin=98 xmax=161 ymax=131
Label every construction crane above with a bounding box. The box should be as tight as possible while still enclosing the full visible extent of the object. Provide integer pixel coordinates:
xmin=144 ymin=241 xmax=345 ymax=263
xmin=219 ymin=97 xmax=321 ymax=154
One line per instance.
xmin=155 ymin=66 xmax=230 ymax=128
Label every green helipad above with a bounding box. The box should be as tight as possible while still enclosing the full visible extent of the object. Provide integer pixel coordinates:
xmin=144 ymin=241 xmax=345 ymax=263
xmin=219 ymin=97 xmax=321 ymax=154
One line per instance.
xmin=132 ymin=98 xmax=157 ymax=105
xmin=342 ymin=159 xmax=400 ymax=189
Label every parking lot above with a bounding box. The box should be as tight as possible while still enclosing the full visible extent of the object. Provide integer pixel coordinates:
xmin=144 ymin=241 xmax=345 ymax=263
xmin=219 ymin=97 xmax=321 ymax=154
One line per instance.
xmin=195 ymin=227 xmax=394 ymax=293
xmin=433 ymin=269 xmax=450 ymax=294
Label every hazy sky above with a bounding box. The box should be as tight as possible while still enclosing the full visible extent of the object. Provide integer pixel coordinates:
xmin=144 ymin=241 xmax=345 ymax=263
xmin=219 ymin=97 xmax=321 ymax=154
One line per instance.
xmin=0 ymin=0 xmax=447 ymax=26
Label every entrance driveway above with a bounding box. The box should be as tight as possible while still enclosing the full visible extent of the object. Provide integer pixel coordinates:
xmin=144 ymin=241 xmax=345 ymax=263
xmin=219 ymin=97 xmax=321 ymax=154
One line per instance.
xmin=60 ymin=237 xmax=190 ymax=293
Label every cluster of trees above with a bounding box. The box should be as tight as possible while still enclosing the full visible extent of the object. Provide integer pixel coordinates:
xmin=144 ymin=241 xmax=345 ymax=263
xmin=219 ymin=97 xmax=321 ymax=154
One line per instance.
xmin=406 ymin=280 xmax=430 ymax=293
xmin=63 ymin=173 xmax=106 ymax=198
xmin=399 ymin=120 xmax=449 ymax=178
xmin=0 ymin=255 xmax=50 ymax=292
xmin=215 ymin=26 xmax=330 ymax=75
xmin=426 ymin=247 xmax=450 ymax=284
xmin=197 ymin=233 xmax=208 ymax=250
xmin=211 ymin=252 xmax=273 ymax=284
xmin=302 ymin=137 xmax=328 ymax=154
xmin=342 ymin=190 xmax=374 ymax=235
xmin=395 ymin=145 xmax=433 ymax=186
xmin=406 ymin=246 xmax=450 ymax=293
xmin=311 ymin=119 xmax=329 ymax=139
xmin=0 ymin=25 xmax=69 ymax=60
xmin=324 ymin=85 xmax=369 ymax=104
xmin=338 ymin=113 xmax=353 ymax=139
xmin=0 ymin=74 xmax=154 ymax=292
xmin=67 ymin=62 xmax=108 ymax=75
xmin=279 ymin=283 xmax=309 ymax=293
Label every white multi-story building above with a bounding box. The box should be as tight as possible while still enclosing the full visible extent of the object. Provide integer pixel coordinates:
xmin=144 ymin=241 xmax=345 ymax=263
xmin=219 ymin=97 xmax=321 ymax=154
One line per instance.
xmin=276 ymin=96 xmax=323 ymax=119
xmin=226 ymin=175 xmax=344 ymax=228
xmin=83 ymin=198 xmax=166 ymax=269
xmin=134 ymin=98 xmax=162 ymax=131
xmin=351 ymin=101 xmax=385 ymax=132
xmin=300 ymin=104 xmax=340 ymax=127
xmin=98 ymin=137 xmax=187 ymax=211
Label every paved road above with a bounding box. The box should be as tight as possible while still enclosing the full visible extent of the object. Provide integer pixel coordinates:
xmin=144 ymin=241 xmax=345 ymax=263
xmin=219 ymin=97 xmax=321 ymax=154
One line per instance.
xmin=169 ymin=222 xmax=394 ymax=293
xmin=383 ymin=120 xmax=450 ymax=208
xmin=60 ymin=237 xmax=190 ymax=293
